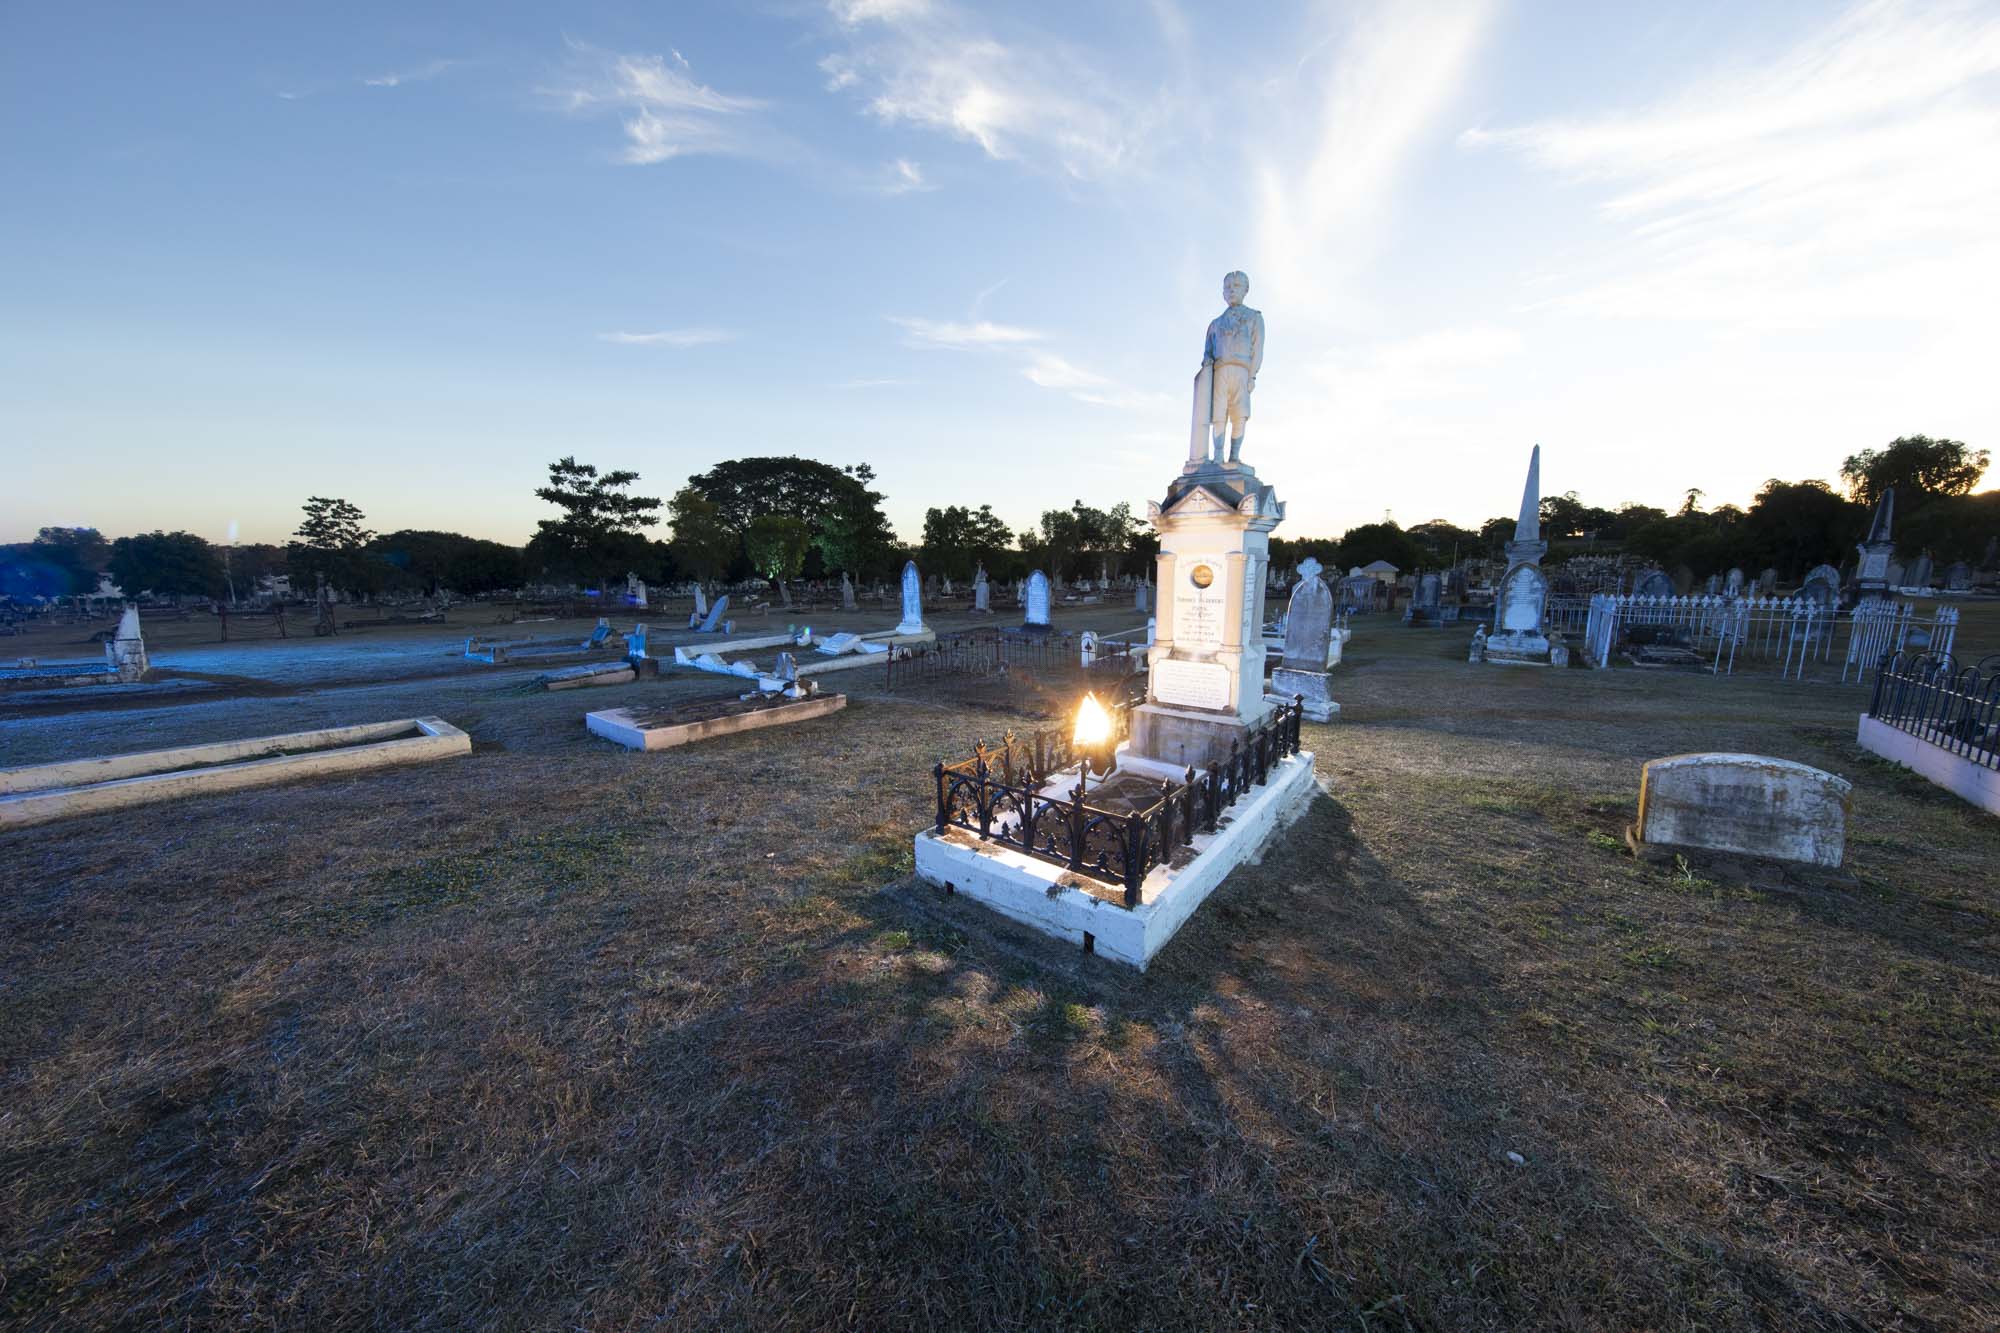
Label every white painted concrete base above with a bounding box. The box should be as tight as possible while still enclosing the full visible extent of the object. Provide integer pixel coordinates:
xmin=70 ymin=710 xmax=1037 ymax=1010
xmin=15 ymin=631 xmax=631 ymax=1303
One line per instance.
xmin=0 ymin=718 xmax=470 ymax=828
xmin=913 ymin=750 xmax=1319 ymax=969
xmin=1857 ymin=714 xmax=2000 ymax=813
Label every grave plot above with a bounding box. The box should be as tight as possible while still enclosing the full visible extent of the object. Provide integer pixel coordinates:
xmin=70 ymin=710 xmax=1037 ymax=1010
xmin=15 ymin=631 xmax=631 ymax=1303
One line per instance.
xmin=1 ymin=717 xmax=470 ymax=827
xmin=586 ymin=691 xmax=847 ymax=751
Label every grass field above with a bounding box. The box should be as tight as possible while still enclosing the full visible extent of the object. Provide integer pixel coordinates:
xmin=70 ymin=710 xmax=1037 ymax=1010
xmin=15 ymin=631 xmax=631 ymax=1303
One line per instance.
xmin=3 ymin=598 xmax=1997 ymax=1328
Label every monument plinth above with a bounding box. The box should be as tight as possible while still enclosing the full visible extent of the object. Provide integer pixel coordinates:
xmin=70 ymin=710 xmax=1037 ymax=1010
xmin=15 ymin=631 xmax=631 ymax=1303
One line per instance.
xmin=1129 ymin=461 xmax=1286 ymax=771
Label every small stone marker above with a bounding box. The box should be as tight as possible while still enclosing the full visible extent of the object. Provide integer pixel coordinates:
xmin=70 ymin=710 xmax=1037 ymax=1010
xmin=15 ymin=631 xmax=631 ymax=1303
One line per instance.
xmin=1627 ymin=753 xmax=1852 ymax=868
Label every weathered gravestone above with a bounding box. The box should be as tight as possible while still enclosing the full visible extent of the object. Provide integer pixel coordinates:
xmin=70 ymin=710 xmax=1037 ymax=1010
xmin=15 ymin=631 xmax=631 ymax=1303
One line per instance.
xmin=895 ymin=560 xmax=928 ymax=636
xmin=698 ymin=597 xmax=730 ymax=634
xmin=1801 ymin=564 xmax=1841 ymax=606
xmin=1135 ymin=580 xmax=1150 ymax=613
xmin=1626 ymin=753 xmax=1851 ymax=868
xmin=841 ymin=573 xmax=856 ymax=610
xmin=1022 ymin=570 xmax=1052 ymax=634
xmin=1725 ymin=567 xmax=1745 ymax=596
xmin=1267 ymin=559 xmax=1337 ymax=720
xmin=1758 ymin=567 xmax=1779 ymax=595
xmin=1946 ymin=561 xmax=1973 ymax=591
xmin=1633 ymin=569 xmax=1675 ymax=599
xmin=1908 ymin=551 xmax=1933 ymax=590
xmin=106 ymin=606 xmax=149 ymax=680
xmin=972 ymin=569 xmax=991 ymax=613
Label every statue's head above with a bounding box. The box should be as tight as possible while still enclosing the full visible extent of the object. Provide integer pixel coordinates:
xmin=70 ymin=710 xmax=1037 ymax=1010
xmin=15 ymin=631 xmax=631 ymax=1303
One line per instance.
xmin=1222 ymin=271 xmax=1249 ymax=305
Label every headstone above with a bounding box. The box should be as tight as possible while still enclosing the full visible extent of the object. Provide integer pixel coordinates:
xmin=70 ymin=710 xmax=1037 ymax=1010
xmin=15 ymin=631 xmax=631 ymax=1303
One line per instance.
xmin=1135 ymin=580 xmax=1150 ymax=613
xmin=626 ymin=624 xmax=650 ymax=660
xmin=1672 ymin=565 xmax=1695 ymax=596
xmin=1628 ymin=753 xmax=1851 ymax=868
xmin=1758 ymin=567 xmax=1778 ymax=594
xmin=1908 ymin=551 xmax=1933 ymax=590
xmin=775 ymin=651 xmax=797 ymax=682
xmin=694 ymin=585 xmax=709 ymax=617
xmin=1885 ymin=557 xmax=1908 ymax=588
xmin=895 ymin=560 xmax=927 ymax=636
xmin=1725 ymin=567 xmax=1745 ymax=596
xmin=841 ymin=573 xmax=856 ymax=610
xmin=1023 ymin=570 xmax=1052 ymax=633
xmin=626 ymin=573 xmax=648 ymax=608
xmin=1801 ymin=563 xmax=1840 ymax=606
xmin=1268 ymin=560 xmax=1336 ymax=720
xmin=1080 ymin=630 xmax=1098 ymax=666
xmin=1704 ymin=574 xmax=1721 ymax=596
xmin=1633 ymin=569 xmax=1674 ymax=599
xmin=1945 ymin=561 xmax=1973 ymax=591
xmin=1855 ymin=488 xmax=1896 ymax=590
xmin=1496 ymin=564 xmax=1549 ymax=634
xmin=698 ymin=596 xmax=729 ymax=634
xmin=973 ymin=568 xmax=991 ymax=613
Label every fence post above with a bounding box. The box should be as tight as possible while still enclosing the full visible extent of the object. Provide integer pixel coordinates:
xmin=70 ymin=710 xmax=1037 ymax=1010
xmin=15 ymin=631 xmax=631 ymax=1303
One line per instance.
xmin=933 ymin=762 xmax=947 ymax=833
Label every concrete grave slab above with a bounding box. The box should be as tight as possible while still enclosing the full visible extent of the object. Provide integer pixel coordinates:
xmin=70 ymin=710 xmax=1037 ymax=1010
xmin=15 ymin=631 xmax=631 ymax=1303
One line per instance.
xmin=586 ymin=693 xmax=847 ymax=751
xmin=1 ymin=718 xmax=470 ymax=828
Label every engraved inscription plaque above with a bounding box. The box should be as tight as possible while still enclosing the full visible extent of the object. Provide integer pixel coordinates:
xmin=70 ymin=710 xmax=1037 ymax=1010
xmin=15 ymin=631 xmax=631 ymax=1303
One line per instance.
xmin=1154 ymin=658 xmax=1231 ymax=710
xmin=1174 ymin=558 xmax=1227 ymax=649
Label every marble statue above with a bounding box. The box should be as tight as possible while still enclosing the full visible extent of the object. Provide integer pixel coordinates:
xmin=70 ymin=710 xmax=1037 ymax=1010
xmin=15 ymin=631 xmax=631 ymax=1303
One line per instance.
xmin=1187 ymin=270 xmax=1265 ymax=469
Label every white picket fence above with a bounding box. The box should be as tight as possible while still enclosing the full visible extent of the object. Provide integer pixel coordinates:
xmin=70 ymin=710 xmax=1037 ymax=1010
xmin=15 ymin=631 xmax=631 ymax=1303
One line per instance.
xmin=1576 ymin=593 xmax=1958 ymax=681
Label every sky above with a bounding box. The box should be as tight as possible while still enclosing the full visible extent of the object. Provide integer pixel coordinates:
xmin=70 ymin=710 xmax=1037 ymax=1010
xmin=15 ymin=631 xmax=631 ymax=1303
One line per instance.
xmin=4 ymin=0 xmax=1996 ymax=548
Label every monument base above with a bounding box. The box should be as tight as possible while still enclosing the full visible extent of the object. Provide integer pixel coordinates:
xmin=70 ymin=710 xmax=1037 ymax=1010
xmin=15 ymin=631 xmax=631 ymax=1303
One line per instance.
xmin=1482 ymin=629 xmax=1570 ymax=667
xmin=1268 ymin=666 xmax=1337 ymax=722
xmin=1128 ymin=700 xmax=1264 ymax=772
xmin=912 ymin=749 xmax=1319 ymax=970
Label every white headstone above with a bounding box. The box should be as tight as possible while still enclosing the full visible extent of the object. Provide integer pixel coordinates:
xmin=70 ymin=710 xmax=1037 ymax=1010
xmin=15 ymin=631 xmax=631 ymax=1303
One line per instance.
xmin=1024 ymin=571 xmax=1052 ymax=628
xmin=896 ymin=560 xmax=927 ymax=635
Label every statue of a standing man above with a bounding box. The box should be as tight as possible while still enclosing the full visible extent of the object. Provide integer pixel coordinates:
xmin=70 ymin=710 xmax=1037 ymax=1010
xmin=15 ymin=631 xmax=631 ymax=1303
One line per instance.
xmin=1187 ymin=270 xmax=1264 ymax=469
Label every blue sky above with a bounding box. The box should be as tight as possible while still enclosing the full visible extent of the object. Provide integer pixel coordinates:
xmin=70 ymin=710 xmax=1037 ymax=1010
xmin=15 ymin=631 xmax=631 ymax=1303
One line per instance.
xmin=5 ymin=0 xmax=1995 ymax=547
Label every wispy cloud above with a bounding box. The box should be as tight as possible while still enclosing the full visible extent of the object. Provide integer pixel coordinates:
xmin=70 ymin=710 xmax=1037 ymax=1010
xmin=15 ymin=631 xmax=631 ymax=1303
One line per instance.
xmin=598 ymin=329 xmax=739 ymax=347
xmin=545 ymin=44 xmax=767 ymax=165
xmin=362 ymin=58 xmax=458 ymax=89
xmin=1463 ymin=0 xmax=2000 ymax=330
xmin=877 ymin=157 xmax=935 ymax=194
xmin=817 ymin=2 xmax=1170 ymax=179
xmin=1255 ymin=0 xmax=1499 ymax=320
xmin=887 ymin=316 xmax=1042 ymax=349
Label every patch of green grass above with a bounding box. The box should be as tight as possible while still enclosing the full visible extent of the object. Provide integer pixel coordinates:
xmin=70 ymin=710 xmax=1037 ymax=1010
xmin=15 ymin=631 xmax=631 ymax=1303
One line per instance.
xmin=1585 ymin=830 xmax=1625 ymax=853
xmin=1624 ymin=941 xmax=1682 ymax=969
xmin=876 ymin=928 xmax=913 ymax=951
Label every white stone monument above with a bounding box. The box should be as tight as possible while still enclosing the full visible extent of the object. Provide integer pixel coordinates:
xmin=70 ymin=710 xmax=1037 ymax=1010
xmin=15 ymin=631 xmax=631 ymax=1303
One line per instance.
xmin=1481 ymin=445 xmax=1565 ymax=667
xmin=1855 ymin=489 xmax=1895 ymax=593
xmin=1023 ymin=571 xmax=1052 ymax=633
xmin=895 ymin=560 xmax=927 ymax=636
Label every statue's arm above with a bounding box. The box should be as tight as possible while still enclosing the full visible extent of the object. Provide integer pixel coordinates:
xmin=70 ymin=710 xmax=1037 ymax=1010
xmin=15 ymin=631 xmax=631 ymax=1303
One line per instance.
xmin=1251 ymin=312 xmax=1265 ymax=378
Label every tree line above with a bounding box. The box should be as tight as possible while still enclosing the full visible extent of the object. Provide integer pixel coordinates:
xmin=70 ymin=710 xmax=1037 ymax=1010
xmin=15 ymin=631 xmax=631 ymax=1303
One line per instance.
xmin=4 ymin=435 xmax=1989 ymax=603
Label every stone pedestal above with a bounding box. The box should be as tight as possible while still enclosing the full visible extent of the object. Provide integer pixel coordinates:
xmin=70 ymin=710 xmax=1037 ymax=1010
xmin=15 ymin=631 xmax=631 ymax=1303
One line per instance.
xmin=1131 ymin=461 xmax=1285 ymax=770
xmin=1267 ymin=666 xmax=1338 ymax=722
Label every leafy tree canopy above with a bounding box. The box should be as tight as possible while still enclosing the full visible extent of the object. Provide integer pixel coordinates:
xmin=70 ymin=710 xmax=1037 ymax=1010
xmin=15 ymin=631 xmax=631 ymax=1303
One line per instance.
xmin=667 ymin=487 xmax=736 ymax=585
xmin=533 ymin=457 xmax=662 ymax=585
xmin=921 ymin=503 xmax=1014 ymax=581
xmin=1840 ymin=435 xmax=1989 ymax=507
xmin=745 ymin=514 xmax=811 ymax=584
xmin=108 ymin=531 xmax=225 ymax=600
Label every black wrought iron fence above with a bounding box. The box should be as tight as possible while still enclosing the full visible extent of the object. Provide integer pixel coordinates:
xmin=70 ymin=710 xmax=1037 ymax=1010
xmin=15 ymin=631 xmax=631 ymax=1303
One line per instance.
xmin=1868 ymin=651 xmax=2000 ymax=770
xmin=932 ymin=698 xmax=1305 ymax=904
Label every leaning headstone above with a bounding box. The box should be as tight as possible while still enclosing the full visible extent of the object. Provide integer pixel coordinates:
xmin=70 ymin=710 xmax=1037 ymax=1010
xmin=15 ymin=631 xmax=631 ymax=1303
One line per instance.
xmin=1267 ymin=560 xmax=1337 ymax=720
xmin=694 ymin=585 xmax=709 ymax=618
xmin=1022 ymin=570 xmax=1052 ymax=634
xmin=626 ymin=624 xmax=650 ymax=660
xmin=1626 ymin=753 xmax=1851 ymax=868
xmin=698 ymin=596 xmax=729 ymax=634
xmin=1908 ymin=551 xmax=1933 ymax=590
xmin=895 ymin=560 xmax=928 ymax=636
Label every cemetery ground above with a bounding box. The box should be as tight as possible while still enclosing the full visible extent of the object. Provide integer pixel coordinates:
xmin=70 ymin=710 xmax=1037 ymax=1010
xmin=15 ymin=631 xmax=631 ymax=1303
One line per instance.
xmin=3 ymin=601 xmax=1998 ymax=1330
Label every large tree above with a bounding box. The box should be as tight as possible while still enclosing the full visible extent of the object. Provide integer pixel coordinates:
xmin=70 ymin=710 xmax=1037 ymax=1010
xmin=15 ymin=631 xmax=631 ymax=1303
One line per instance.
xmin=1840 ymin=435 xmax=1989 ymax=507
xmin=287 ymin=496 xmax=377 ymax=594
xmin=1336 ymin=521 xmax=1423 ymax=573
xmin=921 ymin=503 xmax=1015 ymax=580
xmin=28 ymin=527 xmax=108 ymax=596
xmin=371 ymin=530 xmax=527 ymax=595
xmin=667 ymin=488 xmax=736 ymax=585
xmin=533 ymin=457 xmax=662 ymax=587
xmin=108 ymin=531 xmax=225 ymax=600
xmin=1738 ymin=479 xmax=1863 ymax=577
xmin=686 ymin=456 xmax=896 ymax=579
xmin=744 ymin=514 xmax=811 ymax=601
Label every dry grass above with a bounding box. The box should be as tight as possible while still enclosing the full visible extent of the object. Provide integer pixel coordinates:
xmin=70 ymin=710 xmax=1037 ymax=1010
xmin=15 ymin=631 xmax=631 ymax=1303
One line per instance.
xmin=2 ymin=601 xmax=1997 ymax=1328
